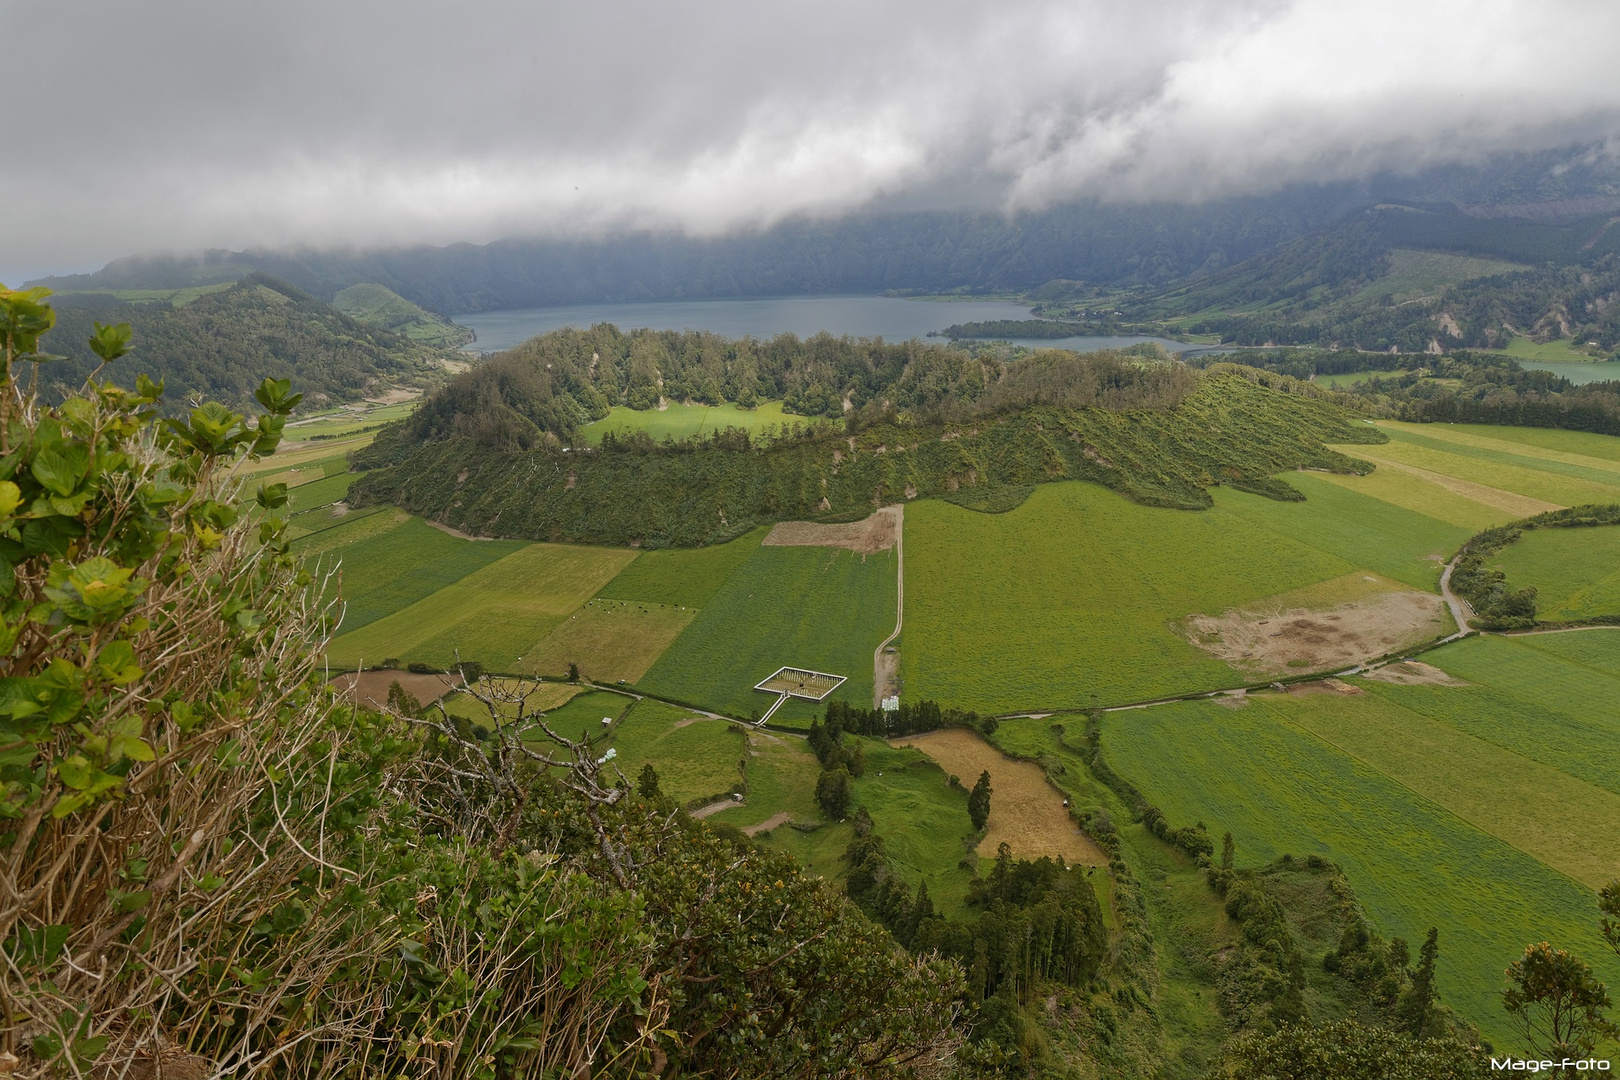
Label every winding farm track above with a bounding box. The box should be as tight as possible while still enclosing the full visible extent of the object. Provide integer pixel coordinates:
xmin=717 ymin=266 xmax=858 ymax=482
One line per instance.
xmin=1436 ymin=552 xmax=1475 ymax=646
xmin=873 ymin=505 xmax=904 ymax=708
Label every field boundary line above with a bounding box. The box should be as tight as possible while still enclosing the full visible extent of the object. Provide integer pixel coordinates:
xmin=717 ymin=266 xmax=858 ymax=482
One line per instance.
xmin=873 ymin=504 xmax=904 ymax=708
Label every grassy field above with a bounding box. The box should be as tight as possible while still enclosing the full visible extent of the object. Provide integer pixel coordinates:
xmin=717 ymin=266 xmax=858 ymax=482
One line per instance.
xmin=517 ymin=598 xmax=697 ymax=682
xmin=706 ymin=729 xmax=825 ymax=832
xmin=283 ymin=400 xmax=418 ymax=442
xmin=1102 ymin=692 xmax=1618 ymax=1045
xmin=637 ymin=543 xmax=896 ymax=720
xmin=581 ymin=401 xmax=815 ymax=446
xmin=596 ymin=528 xmax=765 ymax=607
xmin=902 ymin=482 xmax=1367 ymax=713
xmin=1349 ymin=248 xmax=1526 ymax=306
xmin=894 ymin=728 xmax=1104 ymax=866
xmin=304 ymin=517 xmax=526 ymax=636
xmin=1316 ymin=369 xmax=1406 ymax=388
xmin=1352 ymin=429 xmax=1620 ymax=508
xmin=601 ymin=699 xmax=747 ymax=805
xmin=1490 ymin=526 xmax=1620 ymax=620
xmin=327 ymin=543 xmax=636 ymax=669
xmin=1491 ymin=336 xmax=1600 ymax=362
xmin=756 ymin=739 xmax=982 ymax=915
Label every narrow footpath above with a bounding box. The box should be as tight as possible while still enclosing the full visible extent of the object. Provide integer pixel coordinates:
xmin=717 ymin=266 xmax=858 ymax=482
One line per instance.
xmin=872 ymin=505 xmax=904 ymax=708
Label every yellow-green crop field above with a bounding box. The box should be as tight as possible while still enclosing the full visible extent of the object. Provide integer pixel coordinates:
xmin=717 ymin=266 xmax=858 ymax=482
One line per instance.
xmin=1101 ymin=631 xmax=1620 ymax=1044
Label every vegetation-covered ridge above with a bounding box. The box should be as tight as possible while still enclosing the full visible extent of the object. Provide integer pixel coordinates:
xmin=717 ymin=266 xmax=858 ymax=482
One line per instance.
xmin=37 ymin=273 xmax=457 ymax=411
xmin=1449 ymin=503 xmax=1620 ymax=629
xmin=349 ymin=346 xmax=1385 ymax=547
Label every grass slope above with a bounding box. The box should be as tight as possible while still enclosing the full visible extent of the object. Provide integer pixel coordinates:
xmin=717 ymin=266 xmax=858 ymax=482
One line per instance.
xmin=902 ymin=482 xmax=1358 ymax=713
xmin=1102 ymin=695 xmax=1620 ymax=1044
xmin=518 ymin=598 xmax=697 ymax=683
xmin=596 ymin=528 xmax=766 ymax=607
xmin=582 ymin=401 xmax=807 ymax=445
xmin=1491 ymin=526 xmax=1620 ymax=619
xmin=637 ymin=543 xmax=896 ymax=721
xmin=602 ymin=700 xmax=747 ymax=806
xmin=328 ymin=543 xmax=635 ymax=669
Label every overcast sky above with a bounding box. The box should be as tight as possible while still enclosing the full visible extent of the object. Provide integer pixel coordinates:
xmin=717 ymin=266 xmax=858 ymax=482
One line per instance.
xmin=4 ymin=0 xmax=1619 ymax=280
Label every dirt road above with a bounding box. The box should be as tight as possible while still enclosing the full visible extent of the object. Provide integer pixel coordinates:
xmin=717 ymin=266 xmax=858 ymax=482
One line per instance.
xmin=873 ymin=505 xmax=903 ymax=707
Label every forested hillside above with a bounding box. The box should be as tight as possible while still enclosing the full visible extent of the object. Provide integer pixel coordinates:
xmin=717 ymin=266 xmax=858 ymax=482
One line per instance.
xmin=943 ymin=201 xmax=1620 ymax=356
xmin=38 ymin=274 xmax=457 ymax=409
xmin=348 ymin=327 xmax=1383 ymax=545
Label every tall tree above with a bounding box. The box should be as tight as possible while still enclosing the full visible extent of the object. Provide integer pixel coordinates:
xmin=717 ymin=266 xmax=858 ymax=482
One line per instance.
xmin=815 ymin=767 xmax=852 ymax=820
xmin=1502 ymin=942 xmax=1616 ymax=1056
xmin=968 ymin=771 xmax=992 ymax=831
xmin=1397 ymin=928 xmax=1439 ymax=1038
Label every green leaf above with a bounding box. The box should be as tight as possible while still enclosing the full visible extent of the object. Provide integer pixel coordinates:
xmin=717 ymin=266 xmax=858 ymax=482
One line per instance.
xmin=254 ymin=377 xmax=303 ymax=414
xmin=93 ymin=641 xmax=143 ymax=686
xmin=255 ymin=482 xmax=289 ymax=510
xmin=4 ymin=923 xmax=71 ymax=964
xmin=88 ymin=321 xmax=132 ymax=363
xmin=0 ymin=479 xmax=22 ymax=519
xmin=30 ymin=444 xmax=90 ymax=497
xmin=111 ymin=890 xmax=150 ymax=914
xmin=57 ymin=754 xmax=94 ymax=790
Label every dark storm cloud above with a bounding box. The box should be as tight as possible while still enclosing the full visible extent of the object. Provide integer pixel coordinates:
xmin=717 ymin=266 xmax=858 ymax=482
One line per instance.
xmin=3 ymin=0 xmax=1618 ymax=276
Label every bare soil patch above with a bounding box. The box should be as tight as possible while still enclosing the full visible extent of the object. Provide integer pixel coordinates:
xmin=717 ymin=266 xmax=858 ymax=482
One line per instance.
xmin=691 ymin=799 xmax=742 ymax=820
xmin=744 ymin=812 xmax=795 ymax=836
xmin=892 ymin=729 xmax=1106 ymax=867
xmin=1362 ymin=660 xmax=1469 ymax=687
xmin=425 ymin=519 xmax=492 ymax=541
xmin=1187 ymin=590 xmax=1448 ymax=676
xmin=331 ymin=669 xmax=462 ymax=709
xmin=1283 ymin=678 xmax=1365 ymax=697
xmin=764 ymin=505 xmax=900 ymax=555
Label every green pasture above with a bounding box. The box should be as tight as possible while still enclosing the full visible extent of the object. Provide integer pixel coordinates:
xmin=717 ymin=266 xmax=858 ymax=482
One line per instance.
xmin=518 ymin=598 xmax=696 ymax=683
xmin=707 ymin=729 xmax=824 ymax=832
xmin=1316 ymin=369 xmax=1405 ymax=388
xmin=1102 ymin=695 xmax=1620 ymax=1046
xmin=1309 ymin=463 xmax=1514 ymax=532
xmin=1379 ymin=421 xmax=1620 ymax=465
xmin=307 ymin=516 xmax=526 ymax=637
xmin=1280 ymin=687 xmax=1620 ymax=890
xmin=902 ymin=482 xmax=1363 ymax=713
xmin=1491 ymin=525 xmax=1620 ymax=620
xmin=597 ymin=527 xmax=766 ymax=607
xmin=284 ymin=472 xmax=356 ymax=513
xmin=636 ymin=543 xmax=896 ymax=720
xmin=742 ymin=739 xmax=980 ymax=916
xmin=1381 ymin=425 xmax=1620 ymax=494
xmin=1364 ymin=429 xmax=1620 ymax=507
xmin=582 ymin=400 xmax=815 ymax=446
xmin=1373 ymin=635 xmax=1620 ymax=797
xmin=602 ymin=699 xmax=746 ymax=806
xmin=1348 ymin=248 xmax=1525 ymax=306
xmin=328 ymin=542 xmax=636 ymax=670
xmin=1216 ymin=473 xmax=1470 ymax=588
xmin=284 ymin=400 xmax=417 ymax=442
xmin=443 ymin=687 xmax=633 ymax=738
xmin=1490 ymin=336 xmax=1600 ymax=363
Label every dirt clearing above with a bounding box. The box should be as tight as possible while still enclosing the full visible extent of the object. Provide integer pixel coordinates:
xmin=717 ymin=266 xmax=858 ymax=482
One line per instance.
xmin=764 ymin=505 xmax=900 ymax=555
xmin=892 ymin=728 xmax=1106 ymax=866
xmin=1362 ymin=660 xmax=1469 ymax=686
xmin=1187 ymin=581 xmax=1448 ymax=676
xmin=331 ymin=669 xmax=461 ymax=708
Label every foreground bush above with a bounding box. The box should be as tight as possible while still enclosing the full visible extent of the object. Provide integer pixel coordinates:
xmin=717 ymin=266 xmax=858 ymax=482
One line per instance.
xmin=0 ymin=286 xmax=963 ymax=1077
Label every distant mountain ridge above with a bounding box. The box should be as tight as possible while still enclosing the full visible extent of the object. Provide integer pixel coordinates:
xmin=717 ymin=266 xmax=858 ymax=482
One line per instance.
xmin=40 ymin=274 xmax=458 ymax=411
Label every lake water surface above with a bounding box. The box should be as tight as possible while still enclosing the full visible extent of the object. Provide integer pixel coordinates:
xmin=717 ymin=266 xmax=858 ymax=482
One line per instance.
xmin=454 ymin=295 xmax=1204 ymax=356
xmin=1519 ymin=360 xmax=1620 ymax=385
